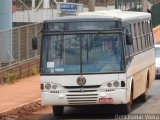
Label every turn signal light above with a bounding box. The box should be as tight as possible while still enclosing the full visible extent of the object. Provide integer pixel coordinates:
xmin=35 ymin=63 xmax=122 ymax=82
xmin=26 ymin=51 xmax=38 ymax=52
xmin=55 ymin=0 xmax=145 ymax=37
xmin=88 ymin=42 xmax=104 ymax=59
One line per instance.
xmin=40 ymin=84 xmax=44 ymax=90
xmin=121 ymin=81 xmax=125 ymax=87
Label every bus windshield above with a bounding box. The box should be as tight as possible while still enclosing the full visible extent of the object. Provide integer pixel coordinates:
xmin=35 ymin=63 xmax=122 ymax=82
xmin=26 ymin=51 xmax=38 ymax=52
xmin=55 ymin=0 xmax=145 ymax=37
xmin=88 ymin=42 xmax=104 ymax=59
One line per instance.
xmin=41 ymin=32 xmax=124 ymax=74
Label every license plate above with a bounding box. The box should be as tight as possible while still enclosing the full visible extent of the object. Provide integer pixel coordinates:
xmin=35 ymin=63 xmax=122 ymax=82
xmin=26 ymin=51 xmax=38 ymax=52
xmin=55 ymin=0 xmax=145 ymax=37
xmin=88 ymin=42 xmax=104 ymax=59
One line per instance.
xmin=99 ymin=98 xmax=113 ymax=104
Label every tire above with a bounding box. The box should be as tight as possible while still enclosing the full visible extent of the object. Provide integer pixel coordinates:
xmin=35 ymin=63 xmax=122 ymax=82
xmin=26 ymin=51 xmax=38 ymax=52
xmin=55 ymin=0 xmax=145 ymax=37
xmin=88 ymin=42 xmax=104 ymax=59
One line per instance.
xmin=121 ymin=102 xmax=132 ymax=114
xmin=139 ymin=80 xmax=149 ymax=102
xmin=139 ymin=91 xmax=148 ymax=102
xmin=121 ymin=85 xmax=133 ymax=114
xmin=52 ymin=106 xmax=64 ymax=116
xmin=155 ymin=75 xmax=160 ymax=79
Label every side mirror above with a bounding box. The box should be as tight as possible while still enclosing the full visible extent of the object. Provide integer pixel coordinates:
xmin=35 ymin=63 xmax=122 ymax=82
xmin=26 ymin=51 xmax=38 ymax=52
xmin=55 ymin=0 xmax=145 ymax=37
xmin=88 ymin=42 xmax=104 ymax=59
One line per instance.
xmin=126 ymin=34 xmax=133 ymax=45
xmin=32 ymin=36 xmax=38 ymax=50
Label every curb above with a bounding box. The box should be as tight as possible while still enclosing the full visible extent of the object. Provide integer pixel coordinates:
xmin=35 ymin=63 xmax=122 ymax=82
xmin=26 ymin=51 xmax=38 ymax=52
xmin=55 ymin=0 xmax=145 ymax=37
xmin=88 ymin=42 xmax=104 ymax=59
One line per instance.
xmin=0 ymin=98 xmax=43 ymax=119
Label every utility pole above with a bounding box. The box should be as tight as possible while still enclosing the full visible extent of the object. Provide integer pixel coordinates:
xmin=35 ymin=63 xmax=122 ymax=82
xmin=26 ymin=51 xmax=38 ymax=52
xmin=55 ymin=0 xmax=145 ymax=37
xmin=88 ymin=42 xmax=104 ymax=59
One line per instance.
xmin=88 ymin=0 xmax=95 ymax=12
xmin=43 ymin=0 xmax=50 ymax=20
xmin=142 ymin=0 xmax=148 ymax=12
xmin=43 ymin=0 xmax=50 ymax=9
xmin=32 ymin=0 xmax=36 ymax=8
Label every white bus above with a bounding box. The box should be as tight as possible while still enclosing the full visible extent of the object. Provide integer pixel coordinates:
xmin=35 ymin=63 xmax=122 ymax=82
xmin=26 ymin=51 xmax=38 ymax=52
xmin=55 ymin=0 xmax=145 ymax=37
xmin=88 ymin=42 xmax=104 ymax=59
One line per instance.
xmin=34 ymin=10 xmax=155 ymax=116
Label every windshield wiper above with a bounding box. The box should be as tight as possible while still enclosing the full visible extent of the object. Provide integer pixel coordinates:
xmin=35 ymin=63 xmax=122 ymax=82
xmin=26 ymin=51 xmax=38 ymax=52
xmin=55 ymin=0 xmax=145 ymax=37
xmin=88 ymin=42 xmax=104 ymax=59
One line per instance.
xmin=88 ymin=30 xmax=102 ymax=50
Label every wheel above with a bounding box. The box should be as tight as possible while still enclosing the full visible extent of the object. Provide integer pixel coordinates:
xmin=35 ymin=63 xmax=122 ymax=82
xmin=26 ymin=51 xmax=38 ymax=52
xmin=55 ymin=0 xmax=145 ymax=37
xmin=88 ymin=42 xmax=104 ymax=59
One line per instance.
xmin=155 ymin=75 xmax=160 ymax=79
xmin=139 ymin=91 xmax=148 ymax=102
xmin=121 ymin=102 xmax=132 ymax=114
xmin=52 ymin=106 xmax=64 ymax=116
xmin=139 ymin=81 xmax=149 ymax=102
xmin=121 ymin=86 xmax=133 ymax=114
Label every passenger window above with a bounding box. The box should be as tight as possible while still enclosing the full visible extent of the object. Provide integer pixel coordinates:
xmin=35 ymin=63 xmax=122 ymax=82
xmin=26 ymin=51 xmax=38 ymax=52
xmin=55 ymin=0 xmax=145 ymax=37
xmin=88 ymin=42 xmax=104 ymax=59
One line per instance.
xmin=140 ymin=22 xmax=145 ymax=50
xmin=148 ymin=21 xmax=154 ymax=46
xmin=132 ymin=23 xmax=138 ymax=53
xmin=145 ymin=21 xmax=150 ymax=48
xmin=136 ymin=23 xmax=142 ymax=51
xmin=142 ymin=21 xmax=148 ymax=48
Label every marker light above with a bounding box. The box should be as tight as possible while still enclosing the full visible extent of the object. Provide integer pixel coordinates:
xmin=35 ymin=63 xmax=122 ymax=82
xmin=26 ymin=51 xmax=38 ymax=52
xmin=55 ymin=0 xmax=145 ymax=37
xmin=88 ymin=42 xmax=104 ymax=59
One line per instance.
xmin=45 ymin=84 xmax=51 ymax=90
xmin=107 ymin=83 xmax=112 ymax=87
xmin=113 ymin=81 xmax=119 ymax=87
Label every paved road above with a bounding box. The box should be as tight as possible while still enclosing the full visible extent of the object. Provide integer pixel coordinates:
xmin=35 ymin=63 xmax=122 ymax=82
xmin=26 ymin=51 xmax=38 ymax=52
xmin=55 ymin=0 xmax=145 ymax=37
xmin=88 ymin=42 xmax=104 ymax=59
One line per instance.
xmin=18 ymin=80 xmax=160 ymax=120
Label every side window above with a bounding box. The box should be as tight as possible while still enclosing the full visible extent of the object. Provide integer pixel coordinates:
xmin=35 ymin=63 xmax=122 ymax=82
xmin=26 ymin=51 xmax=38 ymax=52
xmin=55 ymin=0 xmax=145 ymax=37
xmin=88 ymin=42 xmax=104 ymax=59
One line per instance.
xmin=128 ymin=24 xmax=132 ymax=34
xmin=148 ymin=21 xmax=154 ymax=46
xmin=132 ymin=23 xmax=138 ymax=53
xmin=140 ymin=22 xmax=145 ymax=50
xmin=145 ymin=21 xmax=150 ymax=48
xmin=146 ymin=21 xmax=151 ymax=48
xmin=142 ymin=21 xmax=148 ymax=48
xmin=125 ymin=24 xmax=134 ymax=56
xmin=136 ymin=23 xmax=142 ymax=52
xmin=128 ymin=24 xmax=134 ymax=55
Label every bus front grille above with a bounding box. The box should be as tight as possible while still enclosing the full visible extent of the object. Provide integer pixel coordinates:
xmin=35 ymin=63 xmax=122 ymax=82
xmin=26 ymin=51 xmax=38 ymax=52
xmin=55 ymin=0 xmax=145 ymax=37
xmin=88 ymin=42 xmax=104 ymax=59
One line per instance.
xmin=64 ymin=85 xmax=100 ymax=92
xmin=66 ymin=94 xmax=98 ymax=105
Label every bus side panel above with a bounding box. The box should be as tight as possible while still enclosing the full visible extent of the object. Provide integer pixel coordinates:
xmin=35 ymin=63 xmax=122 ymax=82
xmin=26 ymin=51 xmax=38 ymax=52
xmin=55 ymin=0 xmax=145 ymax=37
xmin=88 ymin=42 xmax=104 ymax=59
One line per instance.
xmin=126 ymin=48 xmax=155 ymax=100
xmin=132 ymin=63 xmax=155 ymax=100
xmin=133 ymin=70 xmax=147 ymax=99
xmin=149 ymin=64 xmax=156 ymax=88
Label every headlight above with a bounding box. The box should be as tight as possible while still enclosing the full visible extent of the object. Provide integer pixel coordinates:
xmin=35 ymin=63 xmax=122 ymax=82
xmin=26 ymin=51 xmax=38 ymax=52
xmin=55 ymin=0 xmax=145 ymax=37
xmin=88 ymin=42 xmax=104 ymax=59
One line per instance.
xmin=40 ymin=84 xmax=44 ymax=90
xmin=100 ymin=82 xmax=112 ymax=90
xmin=113 ymin=81 xmax=119 ymax=87
xmin=107 ymin=83 xmax=112 ymax=87
xmin=100 ymin=81 xmax=120 ymax=90
xmin=45 ymin=83 xmax=51 ymax=90
xmin=44 ymin=83 xmax=65 ymax=91
xmin=52 ymin=84 xmax=57 ymax=89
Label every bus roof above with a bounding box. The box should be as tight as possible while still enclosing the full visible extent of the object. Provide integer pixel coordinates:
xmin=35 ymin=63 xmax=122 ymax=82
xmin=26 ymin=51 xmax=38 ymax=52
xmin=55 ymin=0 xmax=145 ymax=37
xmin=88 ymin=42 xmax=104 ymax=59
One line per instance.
xmin=81 ymin=10 xmax=151 ymax=21
xmin=45 ymin=10 xmax=151 ymax=23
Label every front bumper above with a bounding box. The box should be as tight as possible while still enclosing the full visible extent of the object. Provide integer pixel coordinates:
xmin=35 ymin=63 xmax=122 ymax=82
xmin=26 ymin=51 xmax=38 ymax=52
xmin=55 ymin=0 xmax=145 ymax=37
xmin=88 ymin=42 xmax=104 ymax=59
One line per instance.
xmin=41 ymin=89 xmax=127 ymax=106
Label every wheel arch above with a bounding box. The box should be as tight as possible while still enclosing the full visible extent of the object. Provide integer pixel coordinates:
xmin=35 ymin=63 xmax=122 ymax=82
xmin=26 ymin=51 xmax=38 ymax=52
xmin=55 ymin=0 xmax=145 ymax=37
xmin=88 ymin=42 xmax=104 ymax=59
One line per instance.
xmin=146 ymin=69 xmax=150 ymax=89
xmin=127 ymin=77 xmax=134 ymax=102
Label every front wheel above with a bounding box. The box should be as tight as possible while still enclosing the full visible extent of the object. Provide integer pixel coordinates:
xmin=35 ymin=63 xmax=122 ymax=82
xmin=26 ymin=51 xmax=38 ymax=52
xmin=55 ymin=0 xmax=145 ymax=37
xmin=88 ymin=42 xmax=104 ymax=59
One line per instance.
xmin=121 ymin=87 xmax=133 ymax=114
xmin=139 ymin=82 xmax=149 ymax=102
xmin=121 ymin=102 xmax=132 ymax=114
xmin=52 ymin=105 xmax=64 ymax=116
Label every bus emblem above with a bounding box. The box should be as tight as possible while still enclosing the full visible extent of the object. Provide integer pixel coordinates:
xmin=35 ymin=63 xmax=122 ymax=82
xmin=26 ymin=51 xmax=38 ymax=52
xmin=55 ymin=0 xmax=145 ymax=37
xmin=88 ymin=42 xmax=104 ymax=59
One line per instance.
xmin=77 ymin=76 xmax=86 ymax=86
